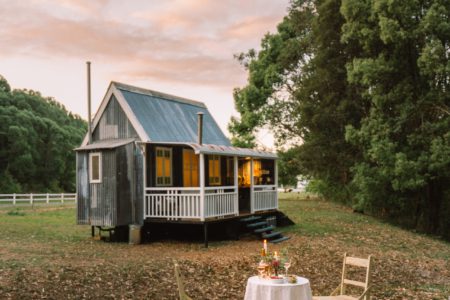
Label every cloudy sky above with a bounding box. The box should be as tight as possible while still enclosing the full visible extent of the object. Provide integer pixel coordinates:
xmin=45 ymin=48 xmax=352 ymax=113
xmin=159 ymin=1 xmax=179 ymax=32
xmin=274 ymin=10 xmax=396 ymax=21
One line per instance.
xmin=0 ymin=0 xmax=290 ymax=147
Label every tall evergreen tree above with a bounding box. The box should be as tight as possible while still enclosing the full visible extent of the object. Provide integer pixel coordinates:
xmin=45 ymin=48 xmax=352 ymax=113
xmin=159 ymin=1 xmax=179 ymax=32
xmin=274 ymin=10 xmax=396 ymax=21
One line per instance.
xmin=342 ymin=0 xmax=450 ymax=236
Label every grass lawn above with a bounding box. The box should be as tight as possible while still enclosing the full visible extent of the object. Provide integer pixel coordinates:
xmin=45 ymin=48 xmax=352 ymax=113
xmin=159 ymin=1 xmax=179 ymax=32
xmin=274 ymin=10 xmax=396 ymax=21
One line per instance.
xmin=0 ymin=194 xmax=448 ymax=299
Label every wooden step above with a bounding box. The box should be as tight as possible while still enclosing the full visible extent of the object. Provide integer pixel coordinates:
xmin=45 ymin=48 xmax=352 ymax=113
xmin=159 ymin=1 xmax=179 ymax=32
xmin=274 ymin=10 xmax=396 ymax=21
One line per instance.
xmin=246 ymin=221 xmax=267 ymax=229
xmin=262 ymin=231 xmax=282 ymax=239
xmin=270 ymin=236 xmax=291 ymax=244
xmin=240 ymin=216 xmax=262 ymax=223
xmin=254 ymin=226 xmax=274 ymax=234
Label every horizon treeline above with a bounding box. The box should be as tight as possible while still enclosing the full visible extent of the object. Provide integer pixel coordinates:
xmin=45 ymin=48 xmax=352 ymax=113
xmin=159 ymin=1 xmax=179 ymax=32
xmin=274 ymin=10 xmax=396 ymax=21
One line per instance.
xmin=0 ymin=75 xmax=87 ymax=193
xmin=230 ymin=0 xmax=449 ymax=239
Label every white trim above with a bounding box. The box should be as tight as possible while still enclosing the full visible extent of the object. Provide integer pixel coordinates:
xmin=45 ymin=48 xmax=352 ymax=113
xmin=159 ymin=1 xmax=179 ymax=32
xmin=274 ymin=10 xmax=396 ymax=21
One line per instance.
xmin=81 ymin=85 xmax=114 ymax=146
xmin=112 ymin=85 xmax=150 ymax=142
xmin=155 ymin=147 xmax=173 ymax=187
xmin=80 ymin=83 xmax=150 ymax=147
xmin=274 ymin=160 xmax=278 ymax=210
xmin=234 ymin=156 xmax=239 ymax=216
xmin=250 ymin=158 xmax=254 ymax=214
xmin=89 ymin=152 xmax=102 ymax=183
xmin=200 ymin=153 xmax=205 ymax=221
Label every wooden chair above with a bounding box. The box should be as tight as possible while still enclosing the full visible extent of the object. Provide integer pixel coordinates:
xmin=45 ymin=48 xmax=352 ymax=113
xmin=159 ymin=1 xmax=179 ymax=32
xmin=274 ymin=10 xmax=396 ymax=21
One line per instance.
xmin=174 ymin=262 xmax=193 ymax=300
xmin=313 ymin=253 xmax=373 ymax=300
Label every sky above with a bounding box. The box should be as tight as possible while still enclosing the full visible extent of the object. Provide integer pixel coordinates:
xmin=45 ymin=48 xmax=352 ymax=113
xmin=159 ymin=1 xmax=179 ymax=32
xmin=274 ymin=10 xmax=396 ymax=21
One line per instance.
xmin=0 ymin=0 xmax=290 ymax=148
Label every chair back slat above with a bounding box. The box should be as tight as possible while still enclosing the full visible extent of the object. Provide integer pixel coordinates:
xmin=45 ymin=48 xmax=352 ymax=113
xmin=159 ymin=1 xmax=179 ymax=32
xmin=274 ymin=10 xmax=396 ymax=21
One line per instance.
xmin=345 ymin=256 xmax=369 ymax=268
xmin=343 ymin=278 xmax=366 ymax=288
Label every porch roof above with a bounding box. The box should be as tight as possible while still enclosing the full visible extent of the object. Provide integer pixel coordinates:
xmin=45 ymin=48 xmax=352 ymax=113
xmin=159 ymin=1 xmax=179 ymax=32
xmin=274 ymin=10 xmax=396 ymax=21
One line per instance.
xmin=189 ymin=143 xmax=277 ymax=159
xmin=75 ymin=138 xmax=135 ymax=151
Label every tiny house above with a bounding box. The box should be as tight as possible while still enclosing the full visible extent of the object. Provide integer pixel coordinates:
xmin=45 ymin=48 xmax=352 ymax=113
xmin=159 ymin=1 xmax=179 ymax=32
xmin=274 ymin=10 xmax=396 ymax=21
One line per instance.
xmin=75 ymin=82 xmax=278 ymax=244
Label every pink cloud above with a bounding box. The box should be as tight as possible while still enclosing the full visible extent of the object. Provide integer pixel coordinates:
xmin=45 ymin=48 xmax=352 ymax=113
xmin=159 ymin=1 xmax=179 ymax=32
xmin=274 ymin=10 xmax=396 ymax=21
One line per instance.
xmin=0 ymin=0 xmax=289 ymax=88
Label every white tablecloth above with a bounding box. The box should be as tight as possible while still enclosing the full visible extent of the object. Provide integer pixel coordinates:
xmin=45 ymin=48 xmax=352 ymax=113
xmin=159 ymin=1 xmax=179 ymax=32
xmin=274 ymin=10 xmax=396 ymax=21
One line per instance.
xmin=244 ymin=276 xmax=313 ymax=300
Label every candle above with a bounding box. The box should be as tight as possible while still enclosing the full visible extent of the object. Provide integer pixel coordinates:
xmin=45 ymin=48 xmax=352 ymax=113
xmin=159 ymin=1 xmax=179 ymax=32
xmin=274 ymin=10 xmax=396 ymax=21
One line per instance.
xmin=263 ymin=239 xmax=267 ymax=252
xmin=274 ymin=251 xmax=278 ymax=260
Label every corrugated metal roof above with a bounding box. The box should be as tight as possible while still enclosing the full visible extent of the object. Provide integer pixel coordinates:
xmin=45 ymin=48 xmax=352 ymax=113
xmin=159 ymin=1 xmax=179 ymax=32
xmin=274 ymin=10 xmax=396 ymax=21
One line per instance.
xmin=115 ymin=84 xmax=231 ymax=146
xmin=75 ymin=138 xmax=135 ymax=151
xmin=189 ymin=143 xmax=277 ymax=159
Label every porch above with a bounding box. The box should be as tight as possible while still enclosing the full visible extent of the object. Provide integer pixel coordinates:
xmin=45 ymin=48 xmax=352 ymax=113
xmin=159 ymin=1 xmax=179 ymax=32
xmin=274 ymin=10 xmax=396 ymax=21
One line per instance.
xmin=142 ymin=143 xmax=278 ymax=222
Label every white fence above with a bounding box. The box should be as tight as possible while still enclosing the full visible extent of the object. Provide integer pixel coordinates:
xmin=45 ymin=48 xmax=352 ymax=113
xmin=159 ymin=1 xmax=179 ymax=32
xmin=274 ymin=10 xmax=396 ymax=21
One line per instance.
xmin=0 ymin=193 xmax=76 ymax=206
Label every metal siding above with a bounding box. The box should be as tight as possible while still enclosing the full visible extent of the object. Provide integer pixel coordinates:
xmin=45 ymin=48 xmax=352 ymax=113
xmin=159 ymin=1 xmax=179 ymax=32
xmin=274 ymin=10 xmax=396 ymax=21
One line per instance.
xmin=116 ymin=144 xmax=132 ymax=226
xmin=89 ymin=150 xmax=117 ymax=226
xmin=119 ymin=89 xmax=231 ymax=146
xmin=92 ymin=95 xmax=139 ymax=142
xmin=76 ymin=152 xmax=90 ymax=224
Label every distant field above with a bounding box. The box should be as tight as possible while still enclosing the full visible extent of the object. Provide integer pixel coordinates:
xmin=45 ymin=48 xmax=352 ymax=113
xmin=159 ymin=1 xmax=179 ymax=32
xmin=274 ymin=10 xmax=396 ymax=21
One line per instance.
xmin=0 ymin=194 xmax=448 ymax=299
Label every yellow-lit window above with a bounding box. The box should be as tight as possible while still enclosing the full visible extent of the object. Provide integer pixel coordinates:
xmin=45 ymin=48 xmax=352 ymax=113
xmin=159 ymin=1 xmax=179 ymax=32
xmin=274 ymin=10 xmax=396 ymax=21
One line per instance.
xmin=208 ymin=155 xmax=221 ymax=185
xmin=183 ymin=149 xmax=199 ymax=187
xmin=156 ymin=147 xmax=172 ymax=186
xmin=89 ymin=152 xmax=102 ymax=183
xmin=253 ymin=160 xmax=262 ymax=185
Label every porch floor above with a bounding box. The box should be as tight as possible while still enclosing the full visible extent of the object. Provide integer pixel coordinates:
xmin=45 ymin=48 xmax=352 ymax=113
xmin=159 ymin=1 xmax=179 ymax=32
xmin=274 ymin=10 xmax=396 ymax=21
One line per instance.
xmin=143 ymin=209 xmax=278 ymax=225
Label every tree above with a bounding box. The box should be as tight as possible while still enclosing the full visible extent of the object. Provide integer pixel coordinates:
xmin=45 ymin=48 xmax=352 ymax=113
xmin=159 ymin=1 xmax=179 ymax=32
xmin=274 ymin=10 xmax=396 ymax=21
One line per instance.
xmin=277 ymin=147 xmax=302 ymax=189
xmin=231 ymin=0 xmax=450 ymax=239
xmin=230 ymin=0 xmax=365 ymax=203
xmin=342 ymin=0 xmax=450 ymax=237
xmin=0 ymin=75 xmax=87 ymax=192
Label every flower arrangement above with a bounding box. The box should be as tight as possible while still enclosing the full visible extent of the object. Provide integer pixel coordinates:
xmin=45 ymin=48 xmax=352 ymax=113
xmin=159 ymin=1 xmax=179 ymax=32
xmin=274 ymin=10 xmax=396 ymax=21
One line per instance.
xmin=257 ymin=240 xmax=289 ymax=280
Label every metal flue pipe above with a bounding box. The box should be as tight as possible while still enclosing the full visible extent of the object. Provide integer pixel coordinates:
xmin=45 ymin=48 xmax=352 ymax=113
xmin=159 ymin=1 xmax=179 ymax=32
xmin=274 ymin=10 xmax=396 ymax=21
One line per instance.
xmin=197 ymin=112 xmax=204 ymax=145
xmin=87 ymin=61 xmax=92 ymax=144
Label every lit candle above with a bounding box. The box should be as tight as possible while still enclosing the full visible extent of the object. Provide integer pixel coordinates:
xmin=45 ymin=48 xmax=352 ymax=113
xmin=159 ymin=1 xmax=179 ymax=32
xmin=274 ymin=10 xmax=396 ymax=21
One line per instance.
xmin=263 ymin=239 xmax=267 ymax=253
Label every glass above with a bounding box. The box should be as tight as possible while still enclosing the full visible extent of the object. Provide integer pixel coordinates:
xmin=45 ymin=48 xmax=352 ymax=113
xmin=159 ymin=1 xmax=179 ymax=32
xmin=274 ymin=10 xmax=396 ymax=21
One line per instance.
xmin=284 ymin=259 xmax=291 ymax=277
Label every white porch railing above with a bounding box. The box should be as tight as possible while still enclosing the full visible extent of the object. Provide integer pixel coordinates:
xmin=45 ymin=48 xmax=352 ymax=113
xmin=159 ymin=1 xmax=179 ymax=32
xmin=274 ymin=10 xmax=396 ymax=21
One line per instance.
xmin=204 ymin=186 xmax=238 ymax=218
xmin=0 ymin=193 xmax=76 ymax=205
xmin=144 ymin=184 xmax=278 ymax=221
xmin=253 ymin=185 xmax=278 ymax=212
xmin=144 ymin=187 xmax=239 ymax=220
xmin=145 ymin=187 xmax=201 ymax=220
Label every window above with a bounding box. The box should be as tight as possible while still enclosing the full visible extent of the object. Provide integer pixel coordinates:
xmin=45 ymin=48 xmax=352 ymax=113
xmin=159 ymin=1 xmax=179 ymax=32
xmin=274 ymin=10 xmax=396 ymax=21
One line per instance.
xmin=208 ymin=155 xmax=221 ymax=185
xmin=225 ymin=157 xmax=234 ymax=185
xmin=254 ymin=159 xmax=275 ymax=185
xmin=156 ymin=147 xmax=172 ymax=186
xmin=183 ymin=149 xmax=199 ymax=187
xmin=89 ymin=153 xmax=102 ymax=183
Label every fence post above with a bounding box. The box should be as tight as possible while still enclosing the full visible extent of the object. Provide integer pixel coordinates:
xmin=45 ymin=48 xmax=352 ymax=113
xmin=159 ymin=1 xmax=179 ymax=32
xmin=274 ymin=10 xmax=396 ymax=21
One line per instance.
xmin=30 ymin=193 xmax=33 ymax=204
xmin=46 ymin=193 xmax=49 ymax=204
xmin=61 ymin=193 xmax=64 ymax=203
xmin=13 ymin=193 xmax=16 ymax=205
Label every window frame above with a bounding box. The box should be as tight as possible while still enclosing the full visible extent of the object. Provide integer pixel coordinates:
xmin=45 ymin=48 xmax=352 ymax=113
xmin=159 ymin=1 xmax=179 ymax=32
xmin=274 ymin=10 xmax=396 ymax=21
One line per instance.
xmin=183 ymin=149 xmax=199 ymax=187
xmin=155 ymin=147 xmax=173 ymax=187
xmin=89 ymin=152 xmax=102 ymax=184
xmin=208 ymin=154 xmax=221 ymax=186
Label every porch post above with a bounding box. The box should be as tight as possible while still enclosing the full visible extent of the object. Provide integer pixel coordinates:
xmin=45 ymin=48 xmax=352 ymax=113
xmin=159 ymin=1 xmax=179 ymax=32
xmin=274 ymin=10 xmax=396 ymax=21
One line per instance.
xmin=250 ymin=158 xmax=254 ymax=214
xmin=274 ymin=159 xmax=278 ymax=210
xmin=199 ymin=153 xmax=205 ymax=221
xmin=233 ymin=156 xmax=238 ymax=216
xmin=142 ymin=143 xmax=147 ymax=221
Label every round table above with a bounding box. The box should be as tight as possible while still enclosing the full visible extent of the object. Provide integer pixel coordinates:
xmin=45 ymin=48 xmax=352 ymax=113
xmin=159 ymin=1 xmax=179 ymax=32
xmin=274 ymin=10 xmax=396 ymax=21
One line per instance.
xmin=244 ymin=276 xmax=313 ymax=300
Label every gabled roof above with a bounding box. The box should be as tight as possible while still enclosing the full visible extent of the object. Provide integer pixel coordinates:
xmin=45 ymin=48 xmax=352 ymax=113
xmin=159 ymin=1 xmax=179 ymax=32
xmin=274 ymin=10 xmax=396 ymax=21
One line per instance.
xmin=81 ymin=82 xmax=231 ymax=146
